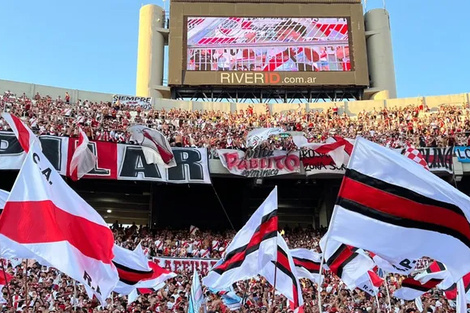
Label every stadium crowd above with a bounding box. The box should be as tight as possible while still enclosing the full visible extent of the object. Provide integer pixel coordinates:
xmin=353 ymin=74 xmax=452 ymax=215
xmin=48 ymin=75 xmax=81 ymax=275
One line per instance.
xmin=0 ymin=225 xmax=453 ymax=313
xmin=1 ymin=90 xmax=470 ymax=155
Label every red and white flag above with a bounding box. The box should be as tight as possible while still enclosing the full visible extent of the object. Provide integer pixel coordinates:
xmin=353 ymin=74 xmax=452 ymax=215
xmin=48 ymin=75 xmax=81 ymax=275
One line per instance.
xmin=290 ymin=248 xmax=322 ymax=283
xmin=291 ymin=135 xmax=354 ymax=167
xmin=328 ymin=137 xmax=470 ymax=282
xmin=320 ymin=237 xmax=374 ymax=289
xmin=203 ymin=187 xmax=278 ymax=290
xmin=354 ymin=269 xmax=384 ymax=296
xmin=69 ymin=127 xmax=97 ymax=181
xmin=0 ymin=121 xmax=118 ymax=304
xmin=190 ymin=225 xmax=200 ymax=236
xmin=260 ymin=233 xmax=303 ymax=309
xmin=1 ymin=113 xmax=41 ymax=153
xmin=128 ymin=125 xmax=176 ymax=168
xmin=0 ymin=266 xmax=12 ymax=288
xmin=127 ymin=282 xmax=166 ymax=304
xmin=393 ymin=277 xmax=440 ymax=301
xmin=403 ymin=145 xmax=429 ymax=170
xmin=414 ymin=260 xmax=454 ymax=290
xmin=113 ymin=243 xmax=176 ymax=297
xmin=126 ymin=261 xmax=176 ymax=304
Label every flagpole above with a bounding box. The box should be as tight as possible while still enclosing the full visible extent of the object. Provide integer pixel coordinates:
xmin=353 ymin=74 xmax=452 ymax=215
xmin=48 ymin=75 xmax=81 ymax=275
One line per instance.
xmin=73 ymin=281 xmax=77 ymax=311
xmin=384 ymin=274 xmax=392 ymax=313
xmin=23 ymin=260 xmax=28 ymax=310
xmin=271 ymin=261 xmax=277 ymax=309
xmin=0 ymin=260 xmax=12 ymax=308
xmin=317 ymin=139 xmax=358 ymax=313
xmin=375 ymin=294 xmax=380 ymax=312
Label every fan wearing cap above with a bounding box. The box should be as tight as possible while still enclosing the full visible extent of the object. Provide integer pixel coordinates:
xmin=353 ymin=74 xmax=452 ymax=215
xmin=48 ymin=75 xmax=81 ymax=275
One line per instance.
xmin=263 ymin=21 xmax=319 ymax=72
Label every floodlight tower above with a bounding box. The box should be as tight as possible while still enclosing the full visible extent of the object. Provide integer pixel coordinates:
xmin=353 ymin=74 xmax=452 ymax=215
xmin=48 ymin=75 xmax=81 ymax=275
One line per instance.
xmin=135 ymin=4 xmax=169 ymax=99
xmin=364 ymin=4 xmax=397 ymax=99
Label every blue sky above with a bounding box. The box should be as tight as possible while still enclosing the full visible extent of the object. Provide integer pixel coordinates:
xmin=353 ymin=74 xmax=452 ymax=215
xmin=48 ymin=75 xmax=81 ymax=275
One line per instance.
xmin=0 ymin=0 xmax=469 ymax=98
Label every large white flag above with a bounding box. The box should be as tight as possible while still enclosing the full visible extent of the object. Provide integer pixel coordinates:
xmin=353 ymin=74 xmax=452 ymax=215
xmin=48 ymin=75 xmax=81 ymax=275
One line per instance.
xmin=69 ymin=127 xmax=97 ymax=181
xmin=0 ymin=117 xmax=118 ymax=304
xmin=203 ymin=187 xmax=278 ymax=290
xmin=128 ymin=125 xmax=176 ymax=168
xmin=328 ymin=137 xmax=470 ymax=282
xmin=260 ymin=233 xmax=304 ymax=309
xmin=112 ymin=244 xmax=154 ymax=295
xmin=290 ymin=248 xmax=322 ymax=283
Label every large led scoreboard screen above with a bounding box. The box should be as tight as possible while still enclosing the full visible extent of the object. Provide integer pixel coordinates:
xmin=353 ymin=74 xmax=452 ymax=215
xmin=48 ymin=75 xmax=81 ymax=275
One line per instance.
xmin=186 ymin=17 xmax=351 ymax=72
xmin=168 ymin=0 xmax=368 ymax=87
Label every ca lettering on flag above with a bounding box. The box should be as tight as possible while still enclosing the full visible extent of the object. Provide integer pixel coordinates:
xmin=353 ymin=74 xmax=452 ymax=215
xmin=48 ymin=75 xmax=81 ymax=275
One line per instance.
xmin=0 ymin=118 xmax=118 ymax=304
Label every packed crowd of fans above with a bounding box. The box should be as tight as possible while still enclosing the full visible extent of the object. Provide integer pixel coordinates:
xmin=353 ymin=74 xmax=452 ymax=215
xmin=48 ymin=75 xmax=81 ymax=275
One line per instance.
xmin=0 ymin=225 xmax=453 ymax=313
xmin=1 ymin=91 xmax=470 ymax=154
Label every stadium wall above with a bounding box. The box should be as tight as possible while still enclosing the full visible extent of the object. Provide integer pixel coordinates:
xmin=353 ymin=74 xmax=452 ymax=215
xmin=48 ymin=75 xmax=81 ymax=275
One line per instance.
xmin=1 ymin=79 xmax=469 ymax=115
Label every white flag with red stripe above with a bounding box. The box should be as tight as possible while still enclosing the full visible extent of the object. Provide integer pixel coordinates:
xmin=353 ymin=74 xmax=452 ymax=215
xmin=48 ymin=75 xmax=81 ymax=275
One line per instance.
xmin=260 ymin=233 xmax=303 ymax=309
xmin=128 ymin=125 xmax=176 ymax=168
xmin=291 ymin=136 xmax=354 ymax=167
xmin=290 ymin=248 xmax=322 ymax=283
xmin=1 ymin=113 xmax=41 ymax=153
xmin=320 ymin=237 xmax=375 ymax=290
xmin=190 ymin=225 xmax=200 ymax=236
xmin=203 ymin=187 xmax=278 ymax=290
xmin=0 ymin=139 xmax=118 ymax=304
xmin=328 ymin=137 xmax=470 ymax=282
xmin=393 ymin=277 xmax=440 ymax=301
xmin=354 ymin=269 xmax=384 ymax=296
xmin=69 ymin=127 xmax=97 ymax=181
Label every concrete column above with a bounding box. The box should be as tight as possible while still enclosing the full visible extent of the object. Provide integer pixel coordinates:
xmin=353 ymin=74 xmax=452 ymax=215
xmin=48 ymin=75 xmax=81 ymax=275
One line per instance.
xmin=136 ymin=4 xmax=165 ymax=98
xmin=364 ymin=9 xmax=397 ymax=98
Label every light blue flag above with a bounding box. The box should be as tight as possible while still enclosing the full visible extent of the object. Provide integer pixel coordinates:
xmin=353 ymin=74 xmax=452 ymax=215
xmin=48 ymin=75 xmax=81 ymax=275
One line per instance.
xmin=189 ymin=269 xmax=204 ymax=313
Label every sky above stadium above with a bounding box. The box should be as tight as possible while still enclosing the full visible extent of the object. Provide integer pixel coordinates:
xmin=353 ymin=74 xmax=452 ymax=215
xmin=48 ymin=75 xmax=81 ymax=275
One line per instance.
xmin=0 ymin=0 xmax=469 ymax=99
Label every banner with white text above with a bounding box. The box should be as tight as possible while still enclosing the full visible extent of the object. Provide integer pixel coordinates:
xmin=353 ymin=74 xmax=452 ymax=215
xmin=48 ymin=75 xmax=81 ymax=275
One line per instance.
xmin=0 ymin=131 xmax=211 ymax=184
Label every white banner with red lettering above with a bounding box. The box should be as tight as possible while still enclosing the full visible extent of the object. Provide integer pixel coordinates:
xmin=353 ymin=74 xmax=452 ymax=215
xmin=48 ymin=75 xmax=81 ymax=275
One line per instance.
xmin=153 ymin=257 xmax=219 ymax=275
xmin=217 ymin=149 xmax=301 ymax=177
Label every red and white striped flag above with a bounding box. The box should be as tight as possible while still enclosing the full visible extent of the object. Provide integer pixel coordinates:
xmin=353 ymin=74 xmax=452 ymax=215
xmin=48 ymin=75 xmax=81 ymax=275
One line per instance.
xmin=393 ymin=277 xmax=440 ymax=301
xmin=190 ymin=225 xmax=200 ymax=236
xmin=128 ymin=125 xmax=176 ymax=168
xmin=2 ymin=113 xmax=40 ymax=152
xmin=203 ymin=187 xmax=278 ymax=290
xmin=329 ymin=137 xmax=470 ymax=282
xmin=320 ymin=237 xmax=375 ymax=290
xmin=290 ymin=248 xmax=322 ymax=283
xmin=291 ymin=135 xmax=354 ymax=167
xmin=69 ymin=127 xmax=97 ymax=181
xmin=0 ymin=116 xmax=118 ymax=304
xmin=260 ymin=233 xmax=303 ymax=309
